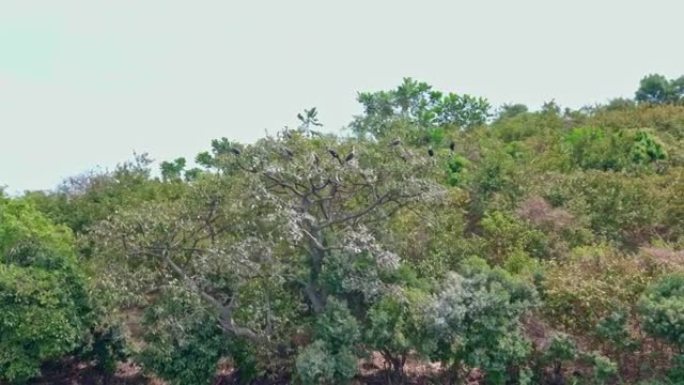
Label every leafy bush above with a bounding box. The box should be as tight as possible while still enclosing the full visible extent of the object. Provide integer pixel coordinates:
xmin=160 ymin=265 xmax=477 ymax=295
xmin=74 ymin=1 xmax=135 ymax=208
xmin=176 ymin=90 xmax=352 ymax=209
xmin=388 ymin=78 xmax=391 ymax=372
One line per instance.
xmin=563 ymin=126 xmax=633 ymax=171
xmin=595 ymin=311 xmax=640 ymax=356
xmin=639 ymin=274 xmax=684 ymax=349
xmin=423 ymin=258 xmax=538 ymax=384
xmin=0 ymin=199 xmax=92 ymax=383
xmin=632 ymin=130 xmax=668 ymax=164
xmin=363 ymin=288 xmax=430 ymax=380
xmin=562 ymin=126 xmax=668 ymax=173
xmin=137 ymin=287 xmax=228 ymax=385
xmin=296 ymin=298 xmax=360 ymax=385
xmin=543 ymin=245 xmax=658 ymax=334
xmin=446 ymin=155 xmax=468 ymax=186
xmin=479 ymin=211 xmax=550 ymax=262
xmin=554 ymin=172 xmax=665 ymax=246
xmin=534 ymin=334 xmax=617 ymax=385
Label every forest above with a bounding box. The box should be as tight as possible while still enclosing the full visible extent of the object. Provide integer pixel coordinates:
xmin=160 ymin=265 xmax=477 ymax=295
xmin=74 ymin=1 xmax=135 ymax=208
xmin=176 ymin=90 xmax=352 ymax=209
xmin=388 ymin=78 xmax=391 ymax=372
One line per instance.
xmin=2 ymin=73 xmax=684 ymax=385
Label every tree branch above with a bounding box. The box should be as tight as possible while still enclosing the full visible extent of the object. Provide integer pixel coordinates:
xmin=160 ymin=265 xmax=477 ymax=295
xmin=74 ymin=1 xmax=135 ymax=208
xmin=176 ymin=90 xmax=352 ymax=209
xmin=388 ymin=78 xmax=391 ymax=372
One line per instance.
xmin=320 ymin=191 xmax=393 ymax=229
xmin=160 ymin=248 xmax=262 ymax=342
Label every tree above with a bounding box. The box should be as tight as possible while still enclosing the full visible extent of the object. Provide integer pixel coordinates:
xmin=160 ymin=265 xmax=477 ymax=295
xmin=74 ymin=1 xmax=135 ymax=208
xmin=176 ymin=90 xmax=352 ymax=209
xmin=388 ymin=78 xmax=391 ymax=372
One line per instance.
xmin=160 ymin=157 xmax=187 ymax=182
xmin=89 ymin=132 xmax=442 ymax=381
xmin=351 ymin=78 xmax=490 ymax=137
xmin=635 ymin=73 xmax=684 ymax=105
xmin=494 ymin=103 xmax=529 ymax=123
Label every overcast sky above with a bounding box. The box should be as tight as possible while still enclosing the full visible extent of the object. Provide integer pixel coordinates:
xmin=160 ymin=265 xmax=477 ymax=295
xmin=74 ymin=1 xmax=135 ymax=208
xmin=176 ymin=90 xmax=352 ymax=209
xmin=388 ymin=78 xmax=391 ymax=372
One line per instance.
xmin=1 ymin=0 xmax=682 ymax=193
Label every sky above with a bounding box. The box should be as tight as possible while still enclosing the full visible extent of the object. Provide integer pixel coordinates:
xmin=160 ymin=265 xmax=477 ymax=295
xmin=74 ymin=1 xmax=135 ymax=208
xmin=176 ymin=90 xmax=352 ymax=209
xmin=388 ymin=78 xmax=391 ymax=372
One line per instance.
xmin=1 ymin=1 xmax=683 ymax=193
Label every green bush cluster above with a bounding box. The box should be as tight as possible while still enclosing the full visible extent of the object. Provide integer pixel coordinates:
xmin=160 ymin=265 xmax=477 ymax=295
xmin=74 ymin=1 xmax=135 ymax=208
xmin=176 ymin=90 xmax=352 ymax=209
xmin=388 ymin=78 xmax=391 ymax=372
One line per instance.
xmin=0 ymin=199 xmax=92 ymax=383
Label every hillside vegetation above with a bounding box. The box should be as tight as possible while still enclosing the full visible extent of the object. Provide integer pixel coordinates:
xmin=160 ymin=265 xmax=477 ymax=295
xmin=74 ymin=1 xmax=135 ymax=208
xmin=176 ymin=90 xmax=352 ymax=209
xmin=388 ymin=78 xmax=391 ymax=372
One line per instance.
xmin=3 ymin=74 xmax=684 ymax=385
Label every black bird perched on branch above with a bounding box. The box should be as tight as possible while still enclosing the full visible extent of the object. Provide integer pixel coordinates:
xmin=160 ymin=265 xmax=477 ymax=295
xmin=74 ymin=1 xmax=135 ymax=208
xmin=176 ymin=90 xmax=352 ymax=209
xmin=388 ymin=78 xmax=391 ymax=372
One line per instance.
xmin=449 ymin=141 xmax=455 ymax=152
xmin=328 ymin=148 xmax=343 ymax=164
xmin=390 ymin=138 xmax=402 ymax=146
xmin=230 ymin=147 xmax=241 ymax=156
xmin=344 ymin=146 xmax=355 ymax=163
xmin=428 ymin=147 xmax=434 ymax=157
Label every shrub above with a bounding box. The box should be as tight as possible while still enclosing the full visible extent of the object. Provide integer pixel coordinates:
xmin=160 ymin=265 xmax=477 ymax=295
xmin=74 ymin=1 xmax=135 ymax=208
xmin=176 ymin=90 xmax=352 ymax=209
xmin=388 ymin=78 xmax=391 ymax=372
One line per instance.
xmin=533 ymin=334 xmax=617 ymax=385
xmin=363 ymin=288 xmax=429 ymax=380
xmin=0 ymin=199 xmax=93 ymax=384
xmin=296 ymin=298 xmax=360 ymax=385
xmin=639 ymin=274 xmax=684 ymax=350
xmin=563 ymin=126 xmax=632 ymax=171
xmin=556 ymin=172 xmax=665 ymax=246
xmin=543 ymin=246 xmax=658 ymax=334
xmin=479 ymin=211 xmax=550 ymax=262
xmin=632 ymin=130 xmax=668 ymax=164
xmin=137 ymin=286 xmax=228 ymax=385
xmin=595 ymin=310 xmax=640 ymax=356
xmin=446 ymin=155 xmax=468 ymax=186
xmin=423 ymin=259 xmax=538 ymax=384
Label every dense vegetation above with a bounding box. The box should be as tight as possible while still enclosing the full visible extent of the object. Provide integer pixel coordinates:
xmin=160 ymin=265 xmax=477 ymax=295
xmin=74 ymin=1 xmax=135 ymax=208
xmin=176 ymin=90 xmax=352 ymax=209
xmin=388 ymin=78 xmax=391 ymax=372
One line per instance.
xmin=2 ymin=74 xmax=684 ymax=384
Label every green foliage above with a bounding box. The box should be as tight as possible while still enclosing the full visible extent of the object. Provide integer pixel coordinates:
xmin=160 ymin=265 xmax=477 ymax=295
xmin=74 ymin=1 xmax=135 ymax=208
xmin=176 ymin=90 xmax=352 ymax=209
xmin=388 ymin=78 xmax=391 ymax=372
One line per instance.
xmin=495 ymin=103 xmax=529 ymax=122
xmin=584 ymin=351 xmax=619 ymax=384
xmin=0 ymin=199 xmax=92 ymax=383
xmin=365 ymin=296 xmax=411 ymax=356
xmin=479 ymin=211 xmax=550 ymax=262
xmin=595 ymin=311 xmax=640 ymax=354
xmin=562 ymin=126 xmax=667 ymax=171
xmin=554 ymin=172 xmax=665 ymax=246
xmin=24 ymin=153 xmax=182 ymax=237
xmin=491 ymin=105 xmax=563 ymax=143
xmin=137 ymin=286 xmax=228 ymax=385
xmin=296 ymin=299 xmax=360 ymax=385
xmin=543 ymin=246 xmax=659 ymax=334
xmin=636 ymin=74 xmax=684 ymax=105
xmin=468 ymin=145 xmax=525 ymax=208
xmin=667 ymin=354 xmax=684 ymax=383
xmin=363 ymin=288 xmax=431 ymax=379
xmin=639 ymin=274 xmax=684 ymax=349
xmin=423 ymin=259 xmax=538 ymax=384
xmin=446 ymin=155 xmax=468 ymax=186
xmin=296 ymin=340 xmax=357 ymax=385
xmin=535 ymin=334 xmax=617 ymax=384
xmin=352 ymin=77 xmax=490 ymax=137
xmin=605 ymin=97 xmax=637 ymax=111
xmin=160 ymin=157 xmax=187 ymax=181
xmin=632 ymin=130 xmax=668 ymax=164
xmin=563 ymin=126 xmax=632 ymax=171
xmin=543 ymin=333 xmax=578 ymax=365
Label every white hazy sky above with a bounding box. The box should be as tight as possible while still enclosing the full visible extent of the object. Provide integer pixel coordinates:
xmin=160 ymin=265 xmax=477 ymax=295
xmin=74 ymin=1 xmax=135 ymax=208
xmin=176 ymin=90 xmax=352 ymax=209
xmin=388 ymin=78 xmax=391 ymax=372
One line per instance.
xmin=1 ymin=1 xmax=682 ymax=193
